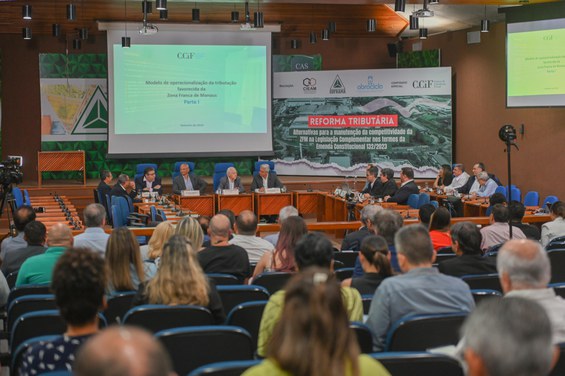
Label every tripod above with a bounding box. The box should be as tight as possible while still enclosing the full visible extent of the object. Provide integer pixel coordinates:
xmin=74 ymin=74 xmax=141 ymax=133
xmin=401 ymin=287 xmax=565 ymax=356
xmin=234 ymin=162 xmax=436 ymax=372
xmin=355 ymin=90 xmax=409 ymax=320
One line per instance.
xmin=0 ymin=184 xmax=16 ymax=236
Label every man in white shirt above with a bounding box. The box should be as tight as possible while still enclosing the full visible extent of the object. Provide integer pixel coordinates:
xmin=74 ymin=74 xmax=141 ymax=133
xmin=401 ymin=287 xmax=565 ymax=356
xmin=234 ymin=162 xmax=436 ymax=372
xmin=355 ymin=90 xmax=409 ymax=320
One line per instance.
xmin=444 ymin=164 xmax=470 ymax=194
xmin=229 ymin=210 xmax=274 ymax=264
xmin=74 ymin=203 xmax=110 ymax=256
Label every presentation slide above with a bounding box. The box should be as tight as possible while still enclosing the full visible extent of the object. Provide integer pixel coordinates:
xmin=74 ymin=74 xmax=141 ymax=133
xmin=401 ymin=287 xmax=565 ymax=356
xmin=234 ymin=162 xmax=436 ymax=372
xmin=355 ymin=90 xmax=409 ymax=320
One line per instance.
xmin=507 ymin=18 xmax=565 ymax=107
xmin=113 ymin=45 xmax=267 ymax=135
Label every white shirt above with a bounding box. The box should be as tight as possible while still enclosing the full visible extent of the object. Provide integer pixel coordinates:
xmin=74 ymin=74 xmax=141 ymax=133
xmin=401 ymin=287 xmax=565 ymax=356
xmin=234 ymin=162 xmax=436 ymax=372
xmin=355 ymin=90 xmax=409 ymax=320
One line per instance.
xmin=445 ymin=172 xmax=470 ymax=192
xmin=469 ymin=178 xmax=480 ymax=194
xmin=262 ymin=177 xmax=268 ymax=189
xmin=74 ymin=227 xmax=110 ymax=256
xmin=229 ymin=234 xmax=274 ymax=264
xmin=480 ymin=222 xmax=526 ymax=250
xmin=541 ymin=217 xmax=565 ymax=247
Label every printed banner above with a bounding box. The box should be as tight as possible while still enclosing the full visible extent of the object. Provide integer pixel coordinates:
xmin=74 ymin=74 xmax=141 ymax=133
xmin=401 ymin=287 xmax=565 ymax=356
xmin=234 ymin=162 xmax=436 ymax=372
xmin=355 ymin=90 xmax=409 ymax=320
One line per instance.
xmin=271 ymin=67 xmax=452 ymax=177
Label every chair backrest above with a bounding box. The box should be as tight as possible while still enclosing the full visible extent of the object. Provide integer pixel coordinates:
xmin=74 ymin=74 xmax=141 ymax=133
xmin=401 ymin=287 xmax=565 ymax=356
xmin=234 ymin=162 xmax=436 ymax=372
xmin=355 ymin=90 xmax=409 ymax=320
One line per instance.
xmin=105 ymin=194 xmax=113 ymax=222
xmin=173 ymin=161 xmax=195 ymax=179
xmin=549 ymin=250 xmax=565 ymax=284
xmin=23 ymin=189 xmax=32 ymax=206
xmin=470 ymin=289 xmax=502 ymax=305
xmin=549 ymin=283 xmax=565 ymax=299
xmin=253 ymin=161 xmax=275 ymax=175
xmin=461 ymin=273 xmax=502 ymax=292
xmin=494 ymin=185 xmax=507 ymax=197
xmin=213 ymin=163 xmax=235 ymax=192
xmin=371 ymin=352 xmax=464 ymax=376
xmin=407 ymin=194 xmax=420 ymax=209
xmin=11 ymin=334 xmax=59 ymax=374
xmin=547 ymin=236 xmax=565 ymax=251
xmin=93 ymin=188 xmax=100 ymax=203
xmin=225 ymin=301 xmax=268 ymax=352
xmin=509 ymin=186 xmax=521 ymax=202
xmin=111 ymin=204 xmax=125 ymax=228
xmin=361 ymin=294 xmax=373 ymax=315
xmin=7 ymin=294 xmax=57 ymax=333
xmin=435 ymin=253 xmax=457 ymax=264
xmin=430 ymin=200 xmax=439 ymax=208
xmin=216 ymin=285 xmax=270 ymax=313
xmin=11 ymin=310 xmax=67 ymax=352
xmin=335 ymin=267 xmax=354 ymax=282
xmin=188 ymin=360 xmax=261 ymax=376
xmin=7 ymin=284 xmax=52 ymax=308
xmin=150 ymin=205 xmax=158 ymax=222
xmin=418 ymin=193 xmax=431 ymax=208
xmin=122 ymin=304 xmax=214 ymax=333
xmin=156 ymin=325 xmax=254 ymax=376
xmin=207 ymin=273 xmax=241 ymax=286
xmin=12 ymin=187 xmax=24 ymax=209
xmin=333 ymin=251 xmax=359 ymax=268
xmin=104 ymin=291 xmax=137 ymax=325
xmin=523 ymin=191 xmax=539 ymax=207
xmin=385 ymin=312 xmax=468 ymax=351
xmin=135 ymin=163 xmax=158 ymax=180
xmin=350 ymin=322 xmax=374 ymax=353
xmin=6 ymin=270 xmax=19 ymax=289
xmin=549 ymin=342 xmax=565 ymax=376
xmin=252 ymin=272 xmax=293 ymax=295
xmin=543 ymin=195 xmax=559 ymax=209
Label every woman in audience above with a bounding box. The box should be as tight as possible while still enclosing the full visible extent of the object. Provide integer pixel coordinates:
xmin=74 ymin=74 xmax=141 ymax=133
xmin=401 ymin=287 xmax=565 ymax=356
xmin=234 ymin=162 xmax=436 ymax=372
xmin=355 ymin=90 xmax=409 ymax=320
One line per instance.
xmin=252 ymin=216 xmax=308 ymax=277
xmin=541 ymin=201 xmax=565 ymax=247
xmin=132 ymin=234 xmax=225 ymax=323
xmin=106 ymin=227 xmax=146 ymax=294
xmin=140 ymin=221 xmax=175 ymax=277
xmin=244 ymin=268 xmax=390 ymax=376
xmin=175 ymin=216 xmax=204 ymax=251
xmin=428 ymin=207 xmax=452 ymax=251
xmin=341 ymin=235 xmax=393 ymax=295
xmin=433 ymin=164 xmax=453 ymax=189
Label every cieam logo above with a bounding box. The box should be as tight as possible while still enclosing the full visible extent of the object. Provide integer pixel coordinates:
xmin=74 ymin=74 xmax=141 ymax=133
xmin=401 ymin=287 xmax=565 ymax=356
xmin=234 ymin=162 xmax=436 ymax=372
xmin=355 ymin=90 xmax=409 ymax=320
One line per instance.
xmin=303 ymin=78 xmax=317 ymax=94
xmin=357 ymin=75 xmax=384 ymax=91
xmin=330 ymin=75 xmax=346 ymax=94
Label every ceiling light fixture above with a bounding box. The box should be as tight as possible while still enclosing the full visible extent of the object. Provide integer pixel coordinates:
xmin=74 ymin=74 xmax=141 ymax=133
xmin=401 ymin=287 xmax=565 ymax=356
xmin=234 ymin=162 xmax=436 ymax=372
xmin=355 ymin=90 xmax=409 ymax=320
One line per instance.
xmin=409 ymin=15 xmax=419 ymax=30
xmin=367 ymin=19 xmax=376 ymax=33
xmin=481 ymin=5 xmax=490 ymax=33
xmin=22 ymin=5 xmax=32 ymax=20
xmin=22 ymin=27 xmax=32 ymax=40
xmin=192 ymin=3 xmax=200 ymax=23
xmin=413 ymin=0 xmax=434 ymax=18
xmin=394 ymin=0 xmax=406 ymax=12
xmin=160 ymin=9 xmax=168 ymax=20
xmin=156 ymin=0 xmax=167 ymax=11
xmin=419 ymin=28 xmax=428 ymax=39
xmin=67 ymin=3 xmax=76 ymax=21
xmin=321 ymin=29 xmax=329 ymax=41
xmin=309 ymin=31 xmax=317 ymax=44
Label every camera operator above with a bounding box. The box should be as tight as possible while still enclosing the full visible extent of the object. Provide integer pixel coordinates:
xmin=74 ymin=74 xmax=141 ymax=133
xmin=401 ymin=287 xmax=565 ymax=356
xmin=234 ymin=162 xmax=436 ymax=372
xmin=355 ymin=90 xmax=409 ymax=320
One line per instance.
xmin=0 ymin=205 xmax=35 ymax=261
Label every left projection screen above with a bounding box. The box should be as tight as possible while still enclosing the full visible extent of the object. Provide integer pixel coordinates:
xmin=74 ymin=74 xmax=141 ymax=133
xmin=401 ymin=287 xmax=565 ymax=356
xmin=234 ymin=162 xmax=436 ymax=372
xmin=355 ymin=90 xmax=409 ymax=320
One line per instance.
xmin=103 ymin=24 xmax=274 ymax=157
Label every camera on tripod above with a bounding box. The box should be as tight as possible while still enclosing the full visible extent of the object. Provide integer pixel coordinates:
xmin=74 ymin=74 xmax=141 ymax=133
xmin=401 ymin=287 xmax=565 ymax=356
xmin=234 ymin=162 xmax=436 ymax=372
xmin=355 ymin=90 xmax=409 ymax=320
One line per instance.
xmin=0 ymin=156 xmax=23 ymax=186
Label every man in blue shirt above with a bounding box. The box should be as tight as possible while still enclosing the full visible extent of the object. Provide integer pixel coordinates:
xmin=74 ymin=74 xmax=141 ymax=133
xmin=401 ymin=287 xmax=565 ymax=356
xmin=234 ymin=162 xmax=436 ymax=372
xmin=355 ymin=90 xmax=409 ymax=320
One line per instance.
xmin=366 ymin=224 xmax=475 ymax=351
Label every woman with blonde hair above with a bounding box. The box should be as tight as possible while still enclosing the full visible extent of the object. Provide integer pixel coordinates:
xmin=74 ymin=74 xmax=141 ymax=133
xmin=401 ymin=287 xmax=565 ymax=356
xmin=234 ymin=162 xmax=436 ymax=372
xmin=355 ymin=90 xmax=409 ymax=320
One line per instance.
xmin=106 ymin=227 xmax=146 ymax=294
xmin=132 ymin=234 xmax=225 ymax=323
xmin=252 ymin=216 xmax=307 ymax=278
xmin=244 ymin=268 xmax=389 ymax=376
xmin=141 ymin=221 xmax=175 ymax=277
xmin=175 ymin=216 xmax=204 ymax=251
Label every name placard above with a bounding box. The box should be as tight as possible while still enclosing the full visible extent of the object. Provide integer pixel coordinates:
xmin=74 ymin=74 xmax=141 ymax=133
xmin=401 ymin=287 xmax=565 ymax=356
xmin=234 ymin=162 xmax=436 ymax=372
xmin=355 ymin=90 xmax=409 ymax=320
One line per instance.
xmin=265 ymin=188 xmax=282 ymax=194
xmin=221 ymin=189 xmax=240 ymax=196
xmin=181 ymin=190 xmax=201 ymax=197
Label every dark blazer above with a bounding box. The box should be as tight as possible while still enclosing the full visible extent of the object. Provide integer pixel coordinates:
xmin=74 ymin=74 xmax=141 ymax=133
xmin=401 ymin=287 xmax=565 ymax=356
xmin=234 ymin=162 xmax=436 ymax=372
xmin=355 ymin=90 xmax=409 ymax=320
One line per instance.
xmin=378 ymin=179 xmax=398 ymax=199
xmin=1 ymin=245 xmax=46 ymax=276
xmin=361 ymin=180 xmax=382 ymax=197
xmin=250 ymin=173 xmax=284 ymax=191
xmin=172 ymin=173 xmax=207 ymax=195
xmin=134 ymin=175 xmax=163 ymax=195
xmin=341 ymin=226 xmax=371 ymax=252
xmin=512 ymin=221 xmax=541 ymax=241
xmin=386 ymin=180 xmax=419 ymax=205
xmin=110 ymin=183 xmax=137 ymax=200
xmin=438 ymin=254 xmax=498 ymax=277
xmin=97 ymin=181 xmax=112 ymax=200
xmin=218 ymin=176 xmax=245 ymax=193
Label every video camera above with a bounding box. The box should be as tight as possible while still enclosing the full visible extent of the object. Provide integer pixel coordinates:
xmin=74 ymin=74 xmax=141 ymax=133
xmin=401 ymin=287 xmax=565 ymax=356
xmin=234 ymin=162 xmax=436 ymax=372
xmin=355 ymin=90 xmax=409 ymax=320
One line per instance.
xmin=0 ymin=156 xmax=24 ymax=186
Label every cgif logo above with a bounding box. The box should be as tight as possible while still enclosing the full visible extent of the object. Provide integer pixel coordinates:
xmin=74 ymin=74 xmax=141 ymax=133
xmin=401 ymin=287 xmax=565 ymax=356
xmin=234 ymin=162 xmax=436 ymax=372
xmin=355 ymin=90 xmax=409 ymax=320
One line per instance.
xmin=303 ymin=78 xmax=317 ymax=94
xmin=357 ymin=75 xmax=384 ymax=91
xmin=329 ymin=75 xmax=346 ymax=94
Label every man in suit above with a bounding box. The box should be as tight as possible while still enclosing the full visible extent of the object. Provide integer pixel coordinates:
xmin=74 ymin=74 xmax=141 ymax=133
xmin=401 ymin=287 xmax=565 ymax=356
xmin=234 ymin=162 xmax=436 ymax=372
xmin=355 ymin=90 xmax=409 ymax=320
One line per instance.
xmin=250 ymin=163 xmax=284 ymax=192
xmin=361 ymin=165 xmax=381 ymax=198
xmin=172 ymin=163 xmax=207 ymax=195
xmin=109 ymin=174 xmax=137 ymax=201
xmin=341 ymin=204 xmax=382 ymax=252
xmin=134 ymin=167 xmax=162 ymax=196
xmin=384 ymin=167 xmax=419 ymax=205
xmin=1 ymin=220 xmax=46 ymax=276
xmin=97 ymin=170 xmax=113 ymax=199
xmin=378 ymin=168 xmax=398 ymax=199
xmin=217 ymin=167 xmax=245 ymax=193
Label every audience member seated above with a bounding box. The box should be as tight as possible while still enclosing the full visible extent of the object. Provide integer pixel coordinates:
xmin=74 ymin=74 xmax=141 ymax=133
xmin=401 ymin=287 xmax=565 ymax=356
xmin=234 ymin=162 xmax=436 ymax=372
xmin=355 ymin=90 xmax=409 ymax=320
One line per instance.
xmin=384 ymin=167 xmax=419 ymax=205
xmin=366 ymin=225 xmax=475 ymax=351
xmin=428 ymin=207 xmax=452 ymax=251
xmin=109 ymin=174 xmax=138 ymax=201
xmin=1 ymin=205 xmax=36 ymax=260
xmin=470 ymin=171 xmax=498 ymax=198
xmin=378 ymin=168 xmax=398 ymax=199
xmin=509 ymin=201 xmax=541 ymax=241
xmin=134 ymin=166 xmax=162 ymax=196
xmin=133 ymin=235 xmax=225 ymax=324
xmin=498 ymin=239 xmax=565 ymax=344
xmin=461 ymin=298 xmax=556 ymax=376
xmin=459 ymin=162 xmax=485 ymax=195
xmin=229 ymin=210 xmax=274 ymax=264
xmin=418 ymin=203 xmax=436 ymax=229
xmin=197 ymin=214 xmax=250 ymax=283
xmin=197 ymin=215 xmax=211 ymax=244
xmin=202 ymin=209 xmax=235 ymax=247
xmin=140 ymin=221 xmax=175 ymax=276
xmin=443 ymin=163 xmax=470 ymax=194
xmin=480 ymin=204 xmax=526 ymax=251
xmin=1 ymin=220 xmax=46 ymax=276
xmin=105 ymin=227 xmax=146 ymax=294
xmin=97 ymin=170 xmax=113 ymax=201
xmin=172 ymin=163 xmax=207 ymax=195
xmin=361 ymin=165 xmax=382 ymax=198
xmin=341 ymin=205 xmax=382 ymax=252
xmin=175 ymin=216 xmax=204 ymax=252
xmin=218 ymin=166 xmax=245 ymax=193
xmin=433 ymin=164 xmax=453 ymax=190
xmin=250 ymin=163 xmax=284 ymax=192
xmin=257 ymin=232 xmax=363 ymax=357
xmin=342 ymin=235 xmax=393 ymax=295
xmin=74 ymin=326 xmax=174 ymax=376
xmin=74 ymin=203 xmax=110 ymax=256
xmin=541 ymin=201 xmax=565 ymax=248
xmin=438 ymin=222 xmax=497 ymax=277
xmin=16 ymin=223 xmax=73 ymax=287
xmin=19 ymin=248 xmax=106 ymax=375
xmin=252 ymin=216 xmax=307 ymax=277
xmin=245 ymin=268 xmax=390 ymax=376
xmin=263 ymin=206 xmax=299 ymax=247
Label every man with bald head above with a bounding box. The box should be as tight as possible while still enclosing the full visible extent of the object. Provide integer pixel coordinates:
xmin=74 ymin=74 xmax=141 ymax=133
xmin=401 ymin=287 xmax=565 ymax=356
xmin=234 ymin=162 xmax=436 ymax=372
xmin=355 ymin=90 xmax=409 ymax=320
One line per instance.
xmin=198 ymin=214 xmax=250 ymax=282
xmin=229 ymin=210 xmax=274 ymax=263
xmin=218 ymin=166 xmax=245 ymax=193
xmin=74 ymin=326 xmax=176 ymax=376
xmin=16 ymin=223 xmax=73 ymax=286
xmin=172 ymin=163 xmax=207 ymax=195
xmin=498 ymin=239 xmax=565 ymax=343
